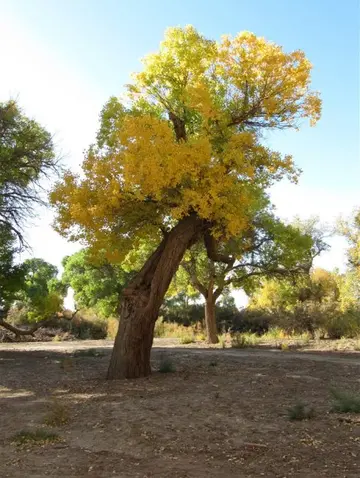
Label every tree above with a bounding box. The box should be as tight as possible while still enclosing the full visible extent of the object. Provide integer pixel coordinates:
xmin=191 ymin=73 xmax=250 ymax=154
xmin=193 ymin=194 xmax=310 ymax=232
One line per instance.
xmin=50 ymin=27 xmax=321 ymax=378
xmin=0 ymin=100 xmax=57 ymax=246
xmin=62 ymin=249 xmax=133 ymax=318
xmin=0 ymin=257 xmax=67 ymax=336
xmin=182 ymin=214 xmax=327 ymax=343
xmin=0 ymin=225 xmax=26 ymax=320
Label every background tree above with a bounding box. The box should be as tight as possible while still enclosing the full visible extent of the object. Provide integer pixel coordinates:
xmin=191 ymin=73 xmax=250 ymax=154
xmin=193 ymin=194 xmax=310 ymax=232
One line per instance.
xmin=0 ymin=257 xmax=66 ymax=337
xmin=182 ymin=215 xmax=327 ymax=343
xmin=0 ymin=225 xmax=26 ymax=322
xmin=50 ymin=26 xmax=321 ymax=379
xmin=62 ymin=249 xmax=134 ymax=319
xmin=0 ymin=100 xmax=57 ymax=246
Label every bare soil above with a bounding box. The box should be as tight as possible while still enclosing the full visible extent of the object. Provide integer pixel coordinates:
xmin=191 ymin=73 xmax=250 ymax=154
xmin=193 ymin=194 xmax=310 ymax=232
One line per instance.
xmin=0 ymin=339 xmax=359 ymax=478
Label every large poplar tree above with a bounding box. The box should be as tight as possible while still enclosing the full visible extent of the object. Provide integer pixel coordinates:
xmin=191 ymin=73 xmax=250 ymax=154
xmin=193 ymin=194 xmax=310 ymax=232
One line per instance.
xmin=50 ymin=27 xmax=321 ymax=378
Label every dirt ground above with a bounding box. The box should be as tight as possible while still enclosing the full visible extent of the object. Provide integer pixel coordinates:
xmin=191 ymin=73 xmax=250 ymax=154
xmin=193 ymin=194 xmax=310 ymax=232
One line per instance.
xmin=0 ymin=340 xmax=359 ymax=478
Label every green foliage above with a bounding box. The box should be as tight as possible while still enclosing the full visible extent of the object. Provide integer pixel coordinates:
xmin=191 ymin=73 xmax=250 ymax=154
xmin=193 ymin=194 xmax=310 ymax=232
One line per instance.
xmin=0 ymin=100 xmax=56 ymax=245
xmin=0 ymin=226 xmax=26 ymax=313
xmin=249 ymin=264 xmax=360 ymax=339
xmin=287 ymin=402 xmax=315 ymax=421
xmin=330 ymin=389 xmax=360 ymax=414
xmin=10 ymin=258 xmax=64 ymax=324
xmin=231 ymin=332 xmax=260 ymax=348
xmin=158 ymin=355 xmax=176 ymax=373
xmin=11 ymin=429 xmax=60 ymax=446
xmin=62 ymin=249 xmax=133 ymax=318
xmin=179 ymin=333 xmax=195 ymax=344
xmin=217 ymin=334 xmax=227 ymax=348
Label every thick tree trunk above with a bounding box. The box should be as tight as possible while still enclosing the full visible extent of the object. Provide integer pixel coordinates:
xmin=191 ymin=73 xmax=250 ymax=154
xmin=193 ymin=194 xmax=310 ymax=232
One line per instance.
xmin=204 ymin=288 xmax=219 ymax=344
xmin=107 ymin=214 xmax=204 ymax=379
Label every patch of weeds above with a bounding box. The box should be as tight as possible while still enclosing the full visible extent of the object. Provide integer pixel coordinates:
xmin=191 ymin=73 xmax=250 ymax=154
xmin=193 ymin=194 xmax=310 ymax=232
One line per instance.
xmin=52 ymin=334 xmax=62 ymax=342
xmin=231 ymin=332 xmax=260 ymax=349
xmin=217 ymin=334 xmax=227 ymax=348
xmin=196 ymin=333 xmax=206 ymax=342
xmin=330 ymin=388 xmax=360 ymax=413
xmin=11 ymin=429 xmax=61 ymax=446
xmin=74 ymin=348 xmax=104 ymax=357
xmin=279 ymin=342 xmax=289 ymax=351
xmin=287 ymin=402 xmax=315 ymax=421
xmin=44 ymin=399 xmax=69 ymax=427
xmin=158 ymin=355 xmax=176 ymax=373
xmin=179 ymin=334 xmax=195 ymax=344
xmin=209 ymin=361 xmax=218 ymax=367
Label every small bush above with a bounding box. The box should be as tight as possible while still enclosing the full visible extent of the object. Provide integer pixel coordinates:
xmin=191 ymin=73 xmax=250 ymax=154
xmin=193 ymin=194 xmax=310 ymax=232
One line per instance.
xmin=179 ymin=333 xmax=195 ymax=344
xmin=11 ymin=429 xmax=61 ymax=446
xmin=264 ymin=327 xmax=287 ymax=340
xmin=44 ymin=399 xmax=69 ymax=427
xmin=196 ymin=333 xmax=206 ymax=341
xmin=326 ymin=312 xmax=360 ymax=340
xmin=217 ymin=334 xmax=227 ymax=348
xmin=330 ymin=388 xmax=360 ymax=413
xmin=70 ymin=313 xmax=107 ymax=340
xmin=231 ymin=332 xmax=260 ymax=349
xmin=209 ymin=361 xmax=218 ymax=367
xmin=158 ymin=355 xmax=175 ymax=373
xmin=287 ymin=402 xmax=315 ymax=421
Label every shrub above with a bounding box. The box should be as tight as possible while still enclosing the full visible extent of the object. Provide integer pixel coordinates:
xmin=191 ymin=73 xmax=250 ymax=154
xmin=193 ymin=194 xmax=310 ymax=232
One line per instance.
xmin=330 ymin=389 xmax=360 ymax=413
xmin=70 ymin=314 xmax=107 ymax=340
xmin=217 ymin=334 xmax=227 ymax=348
xmin=44 ymin=399 xmax=69 ymax=427
xmin=158 ymin=355 xmax=175 ymax=373
xmin=179 ymin=333 xmax=195 ymax=344
xmin=223 ymin=309 xmax=273 ymax=335
xmin=196 ymin=333 xmax=206 ymax=341
xmin=287 ymin=402 xmax=315 ymax=421
xmin=11 ymin=429 xmax=61 ymax=446
xmin=231 ymin=332 xmax=260 ymax=348
xmin=325 ymin=312 xmax=360 ymax=339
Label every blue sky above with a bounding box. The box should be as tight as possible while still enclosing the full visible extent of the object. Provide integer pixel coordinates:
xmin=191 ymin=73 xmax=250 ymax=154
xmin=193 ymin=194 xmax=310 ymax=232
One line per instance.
xmin=1 ymin=0 xmax=359 ymax=281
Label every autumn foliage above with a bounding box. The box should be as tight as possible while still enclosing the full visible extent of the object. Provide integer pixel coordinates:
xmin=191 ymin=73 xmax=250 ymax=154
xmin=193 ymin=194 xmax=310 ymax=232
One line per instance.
xmin=50 ymin=26 xmax=321 ymax=378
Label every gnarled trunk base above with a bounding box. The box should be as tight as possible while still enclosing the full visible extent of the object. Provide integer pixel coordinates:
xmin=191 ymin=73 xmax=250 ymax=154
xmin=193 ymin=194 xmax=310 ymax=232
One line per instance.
xmin=107 ymin=214 xmax=204 ymax=379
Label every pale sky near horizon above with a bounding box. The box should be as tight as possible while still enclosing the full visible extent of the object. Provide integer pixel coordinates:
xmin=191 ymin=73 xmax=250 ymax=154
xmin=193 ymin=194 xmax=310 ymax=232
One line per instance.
xmin=1 ymin=1 xmax=359 ymax=309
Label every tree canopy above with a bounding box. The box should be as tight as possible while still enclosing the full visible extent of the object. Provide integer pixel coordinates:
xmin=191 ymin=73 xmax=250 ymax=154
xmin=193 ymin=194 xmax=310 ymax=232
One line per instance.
xmin=50 ymin=26 xmax=322 ymax=378
xmin=0 ymin=100 xmax=57 ymax=246
xmin=62 ymin=249 xmax=133 ymax=318
xmin=50 ymin=26 xmax=321 ymax=262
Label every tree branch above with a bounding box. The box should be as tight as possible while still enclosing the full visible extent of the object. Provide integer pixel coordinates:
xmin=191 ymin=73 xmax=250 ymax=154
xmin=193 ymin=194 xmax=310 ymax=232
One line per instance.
xmin=204 ymin=231 xmax=235 ymax=265
xmin=0 ymin=309 xmax=79 ymax=337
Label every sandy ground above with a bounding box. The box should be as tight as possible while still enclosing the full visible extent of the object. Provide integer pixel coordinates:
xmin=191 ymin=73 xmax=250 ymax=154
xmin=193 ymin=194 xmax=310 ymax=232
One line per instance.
xmin=0 ymin=339 xmax=359 ymax=478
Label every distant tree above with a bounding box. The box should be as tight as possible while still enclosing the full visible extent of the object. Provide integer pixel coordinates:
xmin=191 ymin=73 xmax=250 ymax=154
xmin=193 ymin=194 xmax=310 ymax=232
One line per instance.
xmin=62 ymin=249 xmax=134 ymax=318
xmin=181 ymin=215 xmax=327 ymax=343
xmin=0 ymin=256 xmax=67 ymax=337
xmin=0 ymin=225 xmax=26 ymax=318
xmin=0 ymin=100 xmax=57 ymax=246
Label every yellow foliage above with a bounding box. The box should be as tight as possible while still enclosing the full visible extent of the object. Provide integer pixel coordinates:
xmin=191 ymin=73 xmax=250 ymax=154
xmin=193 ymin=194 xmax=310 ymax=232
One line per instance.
xmin=50 ymin=26 xmax=321 ymax=259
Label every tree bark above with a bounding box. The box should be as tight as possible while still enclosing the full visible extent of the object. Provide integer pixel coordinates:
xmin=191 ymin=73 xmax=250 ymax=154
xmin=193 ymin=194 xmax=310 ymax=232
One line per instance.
xmin=204 ymin=287 xmax=219 ymax=344
xmin=107 ymin=214 xmax=204 ymax=380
